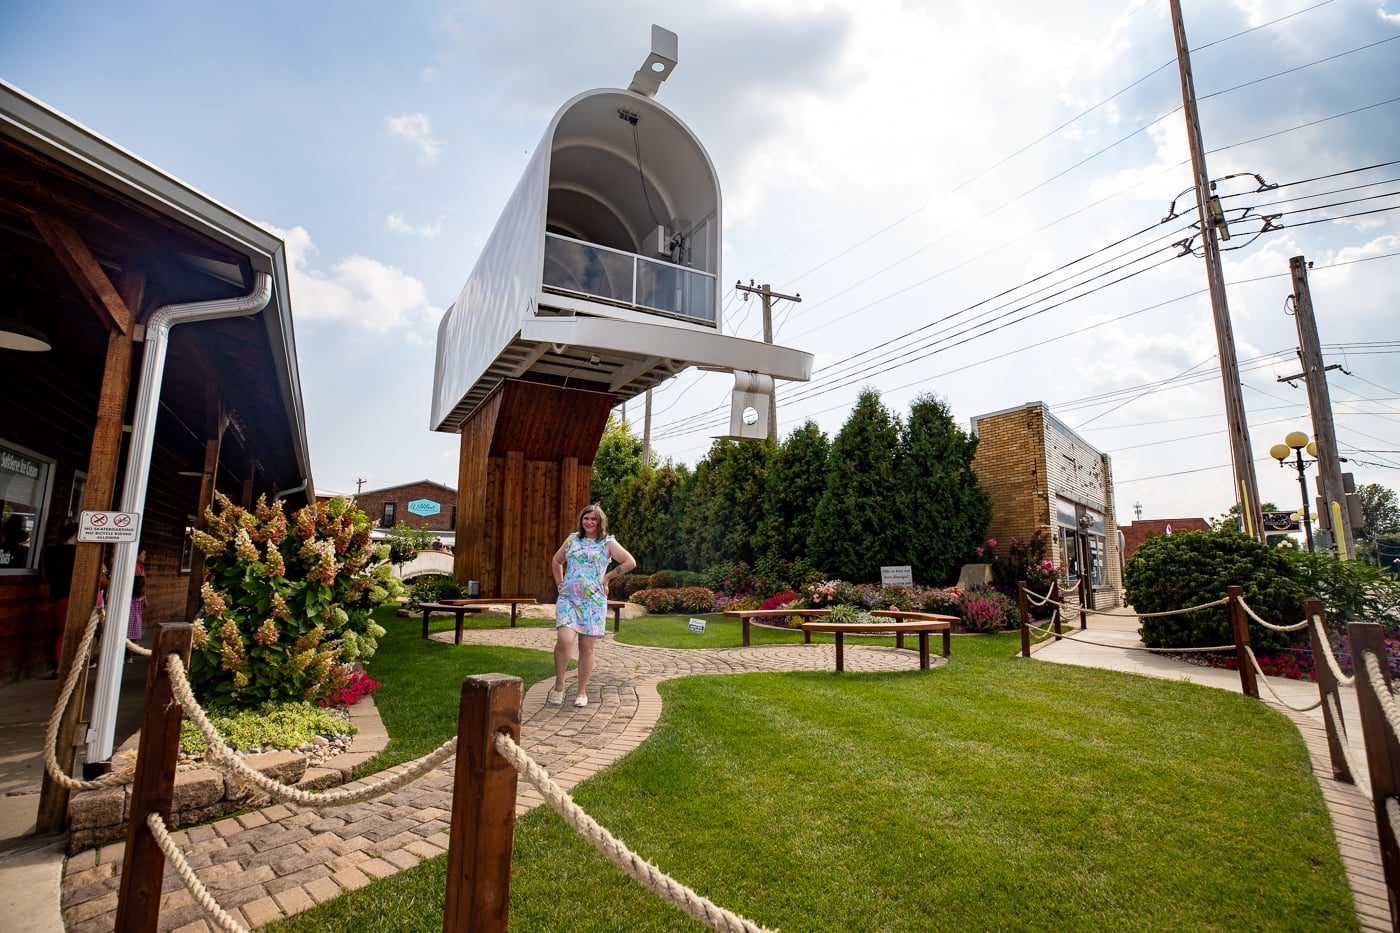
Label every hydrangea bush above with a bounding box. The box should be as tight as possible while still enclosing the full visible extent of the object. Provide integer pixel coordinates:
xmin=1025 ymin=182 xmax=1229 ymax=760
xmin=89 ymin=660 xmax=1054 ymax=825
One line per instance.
xmin=189 ymin=492 xmax=399 ymax=707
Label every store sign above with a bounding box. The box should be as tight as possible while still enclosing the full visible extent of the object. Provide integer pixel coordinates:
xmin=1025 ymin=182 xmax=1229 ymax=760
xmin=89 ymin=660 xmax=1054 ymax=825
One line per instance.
xmin=79 ymin=510 xmax=141 ymax=543
xmin=407 ymin=499 xmax=441 ymax=516
xmin=1261 ymin=510 xmax=1299 ymax=531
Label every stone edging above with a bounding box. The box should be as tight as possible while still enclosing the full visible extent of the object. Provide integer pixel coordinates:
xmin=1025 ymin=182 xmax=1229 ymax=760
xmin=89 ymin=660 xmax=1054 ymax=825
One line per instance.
xmin=65 ymin=696 xmax=389 ymax=855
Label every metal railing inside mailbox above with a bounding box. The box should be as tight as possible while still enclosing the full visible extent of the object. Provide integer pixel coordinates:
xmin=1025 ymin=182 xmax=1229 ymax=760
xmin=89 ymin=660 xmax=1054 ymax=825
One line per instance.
xmin=543 ymin=233 xmax=716 ymax=325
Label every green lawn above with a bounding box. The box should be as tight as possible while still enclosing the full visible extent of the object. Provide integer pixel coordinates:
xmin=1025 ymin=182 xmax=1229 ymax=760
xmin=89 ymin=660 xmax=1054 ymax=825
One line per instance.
xmin=268 ymin=608 xmax=1356 ymax=932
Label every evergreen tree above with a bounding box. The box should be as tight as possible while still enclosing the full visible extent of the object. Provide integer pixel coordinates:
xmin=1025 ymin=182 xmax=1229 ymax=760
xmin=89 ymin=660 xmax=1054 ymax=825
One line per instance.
xmin=590 ymin=414 xmax=643 ymax=515
xmin=893 ymin=394 xmax=992 ymax=585
xmin=808 ymin=389 xmax=900 ymax=581
xmin=609 ymin=462 xmax=689 ymax=573
xmin=754 ymin=420 xmax=830 ymax=563
xmin=682 ymin=439 xmax=774 ymax=569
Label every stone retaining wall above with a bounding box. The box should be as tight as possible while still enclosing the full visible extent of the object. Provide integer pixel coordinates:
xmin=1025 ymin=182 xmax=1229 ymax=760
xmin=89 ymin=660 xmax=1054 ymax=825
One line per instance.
xmin=66 ymin=696 xmax=387 ymax=854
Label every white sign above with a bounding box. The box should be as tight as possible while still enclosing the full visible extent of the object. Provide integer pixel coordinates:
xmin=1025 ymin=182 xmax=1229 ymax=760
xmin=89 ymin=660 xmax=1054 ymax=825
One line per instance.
xmin=687 ymin=618 xmax=707 ymax=633
xmin=880 ymin=565 xmax=914 ymax=587
xmin=79 ymin=510 xmax=141 ymax=543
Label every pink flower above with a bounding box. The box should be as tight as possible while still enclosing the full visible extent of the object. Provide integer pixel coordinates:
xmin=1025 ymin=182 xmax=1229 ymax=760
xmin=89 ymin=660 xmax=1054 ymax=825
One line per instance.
xmin=987 ymin=539 xmax=997 ymax=548
xmin=975 ymin=547 xmax=983 ymax=556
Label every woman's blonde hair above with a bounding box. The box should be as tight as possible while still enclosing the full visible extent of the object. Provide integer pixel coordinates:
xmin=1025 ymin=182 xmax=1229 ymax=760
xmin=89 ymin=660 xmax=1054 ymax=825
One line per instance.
xmin=576 ymin=503 xmax=608 ymax=540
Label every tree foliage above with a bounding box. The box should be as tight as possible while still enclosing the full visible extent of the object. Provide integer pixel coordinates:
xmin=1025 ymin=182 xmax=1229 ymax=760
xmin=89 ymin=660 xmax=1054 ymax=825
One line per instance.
xmin=609 ymin=462 xmax=690 ymax=574
xmin=383 ymin=520 xmax=435 ymax=569
xmin=1356 ymin=483 xmax=1400 ymax=541
xmin=808 ymin=389 xmax=901 ymax=581
xmin=892 ymin=394 xmax=992 ymax=585
xmin=590 ymin=414 xmax=644 ymax=516
xmin=754 ymin=420 xmax=830 ymax=562
xmin=679 ymin=439 xmax=773 ymax=570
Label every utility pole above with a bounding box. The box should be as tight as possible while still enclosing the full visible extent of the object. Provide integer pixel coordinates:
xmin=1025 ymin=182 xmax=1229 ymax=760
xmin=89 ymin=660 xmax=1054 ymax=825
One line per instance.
xmin=1170 ymin=0 xmax=1264 ymax=543
xmin=1282 ymin=255 xmax=1355 ymax=557
xmin=355 ymin=477 xmax=366 ymax=496
xmin=642 ymin=388 xmax=652 ymax=468
xmin=735 ymin=280 xmax=801 ymax=443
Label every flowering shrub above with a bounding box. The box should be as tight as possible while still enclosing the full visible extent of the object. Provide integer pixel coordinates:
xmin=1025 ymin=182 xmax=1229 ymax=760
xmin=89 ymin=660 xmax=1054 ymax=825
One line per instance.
xmin=921 ymin=586 xmax=962 ymax=615
xmin=320 ymin=665 xmax=381 ymax=707
xmin=189 ymin=492 xmax=399 ymax=708
xmin=756 ymin=589 xmax=800 ymax=626
xmin=958 ymin=585 xmax=1018 ymax=632
xmin=991 ymin=530 xmax=1058 ymax=594
xmin=629 ymin=587 xmax=718 ymax=614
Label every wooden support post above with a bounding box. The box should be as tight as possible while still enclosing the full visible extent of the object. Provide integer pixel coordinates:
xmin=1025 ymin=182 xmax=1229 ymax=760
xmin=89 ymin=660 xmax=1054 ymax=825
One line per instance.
xmin=1347 ymin=621 xmax=1400 ymax=928
xmin=1077 ymin=575 xmax=1088 ymax=629
xmin=1018 ymin=582 xmax=1031 ymax=658
xmin=114 ymin=623 xmax=193 ymax=933
xmin=1227 ymin=586 xmax=1258 ymax=699
xmin=444 ymin=673 xmax=522 ymax=933
xmin=185 ymin=392 xmax=224 ymax=621
xmin=1307 ymin=599 xmax=1351 ymax=783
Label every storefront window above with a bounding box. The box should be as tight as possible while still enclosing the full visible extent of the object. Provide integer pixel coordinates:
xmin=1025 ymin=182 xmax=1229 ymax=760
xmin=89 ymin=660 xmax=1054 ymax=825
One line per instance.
xmin=0 ymin=440 xmax=54 ymax=572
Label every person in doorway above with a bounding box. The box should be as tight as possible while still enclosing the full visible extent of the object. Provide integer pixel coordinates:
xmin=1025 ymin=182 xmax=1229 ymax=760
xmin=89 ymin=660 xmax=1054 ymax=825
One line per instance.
xmin=41 ymin=519 xmax=79 ymax=676
xmin=127 ymin=548 xmax=147 ymax=658
xmin=548 ymin=503 xmax=635 ymax=708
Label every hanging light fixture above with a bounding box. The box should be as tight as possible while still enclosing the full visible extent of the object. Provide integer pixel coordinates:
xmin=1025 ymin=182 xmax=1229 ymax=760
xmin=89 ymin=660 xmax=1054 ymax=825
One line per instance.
xmin=0 ymin=311 xmax=51 ymax=351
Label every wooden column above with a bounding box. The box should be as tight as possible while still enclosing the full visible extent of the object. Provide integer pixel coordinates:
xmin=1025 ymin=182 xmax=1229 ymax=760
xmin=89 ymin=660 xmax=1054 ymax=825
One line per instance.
xmin=36 ymin=253 xmax=141 ymax=834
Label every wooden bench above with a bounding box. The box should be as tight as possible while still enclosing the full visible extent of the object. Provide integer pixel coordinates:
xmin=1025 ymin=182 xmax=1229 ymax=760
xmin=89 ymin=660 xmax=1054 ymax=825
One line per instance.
xmin=418 ymin=601 xmax=486 ymax=645
xmin=609 ymin=600 xmax=626 ymax=633
xmin=802 ymin=611 xmax=955 ymax=672
xmin=442 ymin=597 xmax=537 ymax=628
xmin=723 ymin=608 xmax=832 ymax=646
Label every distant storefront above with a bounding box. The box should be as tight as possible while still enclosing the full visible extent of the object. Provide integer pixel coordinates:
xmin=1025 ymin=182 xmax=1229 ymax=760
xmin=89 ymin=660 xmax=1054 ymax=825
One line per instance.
xmin=971 ymin=402 xmax=1122 ymax=607
xmin=339 ymin=480 xmax=457 ymax=545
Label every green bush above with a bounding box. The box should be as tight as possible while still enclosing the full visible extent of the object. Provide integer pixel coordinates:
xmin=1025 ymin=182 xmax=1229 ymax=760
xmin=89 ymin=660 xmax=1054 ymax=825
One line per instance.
xmin=178 ymin=700 xmax=355 ymax=754
xmin=1124 ymin=530 xmax=1302 ymax=652
xmin=628 ymin=587 xmax=717 ymax=614
xmin=190 ymin=493 xmax=399 ymax=707
xmin=1282 ymin=549 xmax=1400 ymax=631
xmin=406 ymin=575 xmax=464 ymax=610
xmin=646 ymin=569 xmax=681 ymax=589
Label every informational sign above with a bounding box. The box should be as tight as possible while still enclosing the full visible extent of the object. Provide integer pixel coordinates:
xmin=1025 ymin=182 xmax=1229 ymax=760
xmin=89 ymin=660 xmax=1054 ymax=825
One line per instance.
xmin=79 ymin=510 xmax=141 ymax=543
xmin=407 ymin=498 xmax=441 ymax=516
xmin=687 ymin=618 xmax=707 ymax=633
xmin=880 ymin=565 xmax=913 ymax=587
xmin=1260 ymin=510 xmax=1299 ymax=532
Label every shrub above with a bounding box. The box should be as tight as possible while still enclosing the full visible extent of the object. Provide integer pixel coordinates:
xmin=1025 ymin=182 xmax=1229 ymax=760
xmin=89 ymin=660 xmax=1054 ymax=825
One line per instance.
xmin=755 ymin=589 xmax=800 ymax=626
xmin=320 ymin=665 xmax=381 ymax=707
xmin=1124 ymin=529 xmax=1302 ymax=653
xmin=990 ymin=530 xmax=1058 ymax=593
xmin=178 ymin=700 xmax=356 ymax=755
xmin=1282 ymin=549 xmax=1400 ymax=631
xmin=958 ymin=585 xmax=1018 ymax=632
xmin=406 ymin=575 xmax=464 ymax=610
xmin=827 ymin=603 xmax=878 ymax=625
xmin=610 ymin=573 xmax=650 ymax=601
xmin=920 ymin=586 xmax=962 ymax=615
xmin=646 ymin=570 xmax=681 ymax=590
xmin=803 ymin=579 xmax=860 ymax=608
xmin=628 ymin=587 xmax=718 ymax=614
xmin=189 ymin=493 xmax=399 ymax=708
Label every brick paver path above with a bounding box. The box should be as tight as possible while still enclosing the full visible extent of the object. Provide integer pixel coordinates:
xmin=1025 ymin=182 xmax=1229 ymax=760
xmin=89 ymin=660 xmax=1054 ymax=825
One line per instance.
xmin=61 ymin=631 xmax=936 ymax=932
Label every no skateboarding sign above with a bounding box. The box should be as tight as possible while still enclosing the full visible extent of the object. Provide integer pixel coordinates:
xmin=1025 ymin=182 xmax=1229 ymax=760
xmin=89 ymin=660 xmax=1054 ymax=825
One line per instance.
xmin=79 ymin=510 xmax=141 ymax=543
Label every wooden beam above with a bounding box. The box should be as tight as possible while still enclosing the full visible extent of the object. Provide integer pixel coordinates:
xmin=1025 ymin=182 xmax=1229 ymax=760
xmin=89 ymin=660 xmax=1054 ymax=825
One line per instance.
xmin=28 ymin=211 xmax=132 ymax=334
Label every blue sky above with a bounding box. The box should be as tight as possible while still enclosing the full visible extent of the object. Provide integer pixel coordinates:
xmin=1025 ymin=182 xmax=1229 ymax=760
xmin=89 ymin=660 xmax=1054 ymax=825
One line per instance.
xmin=3 ymin=0 xmax=1398 ymax=526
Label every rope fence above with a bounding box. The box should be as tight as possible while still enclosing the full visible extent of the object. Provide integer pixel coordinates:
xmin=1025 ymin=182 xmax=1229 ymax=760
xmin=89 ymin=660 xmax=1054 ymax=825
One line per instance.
xmin=44 ymin=606 xmax=135 ymax=792
xmin=110 ymin=632 xmax=771 ymax=933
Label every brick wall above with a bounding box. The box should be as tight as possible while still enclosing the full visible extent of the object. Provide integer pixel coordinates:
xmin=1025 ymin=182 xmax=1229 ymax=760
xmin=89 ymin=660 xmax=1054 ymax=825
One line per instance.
xmin=970 ymin=406 xmax=1051 ymax=557
xmin=1120 ymin=518 xmax=1211 ymax=561
xmin=351 ymin=481 xmax=457 ymax=534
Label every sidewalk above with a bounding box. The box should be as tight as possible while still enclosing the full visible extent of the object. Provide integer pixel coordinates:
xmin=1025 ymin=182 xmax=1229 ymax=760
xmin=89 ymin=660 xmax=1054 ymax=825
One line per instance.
xmin=0 ymin=609 xmax=1390 ymax=931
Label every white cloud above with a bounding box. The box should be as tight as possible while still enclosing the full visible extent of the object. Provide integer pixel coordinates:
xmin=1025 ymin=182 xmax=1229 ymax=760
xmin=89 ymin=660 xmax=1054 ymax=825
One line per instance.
xmin=264 ymin=223 xmax=441 ymax=334
xmin=387 ymin=113 xmax=442 ymax=163
xmin=386 ymin=212 xmax=445 ymax=238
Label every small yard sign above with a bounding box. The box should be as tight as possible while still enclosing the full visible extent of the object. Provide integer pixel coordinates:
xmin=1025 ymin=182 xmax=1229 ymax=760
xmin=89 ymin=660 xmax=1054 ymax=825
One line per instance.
xmin=880 ymin=565 xmax=913 ymax=587
xmin=687 ymin=618 xmax=707 ymax=633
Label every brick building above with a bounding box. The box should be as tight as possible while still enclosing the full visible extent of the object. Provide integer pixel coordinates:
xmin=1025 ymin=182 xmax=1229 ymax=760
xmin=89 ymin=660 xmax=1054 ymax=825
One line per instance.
xmin=351 ymin=480 xmax=457 ymax=544
xmin=970 ymin=402 xmax=1122 ymax=607
xmin=1119 ymin=518 xmax=1211 ymax=562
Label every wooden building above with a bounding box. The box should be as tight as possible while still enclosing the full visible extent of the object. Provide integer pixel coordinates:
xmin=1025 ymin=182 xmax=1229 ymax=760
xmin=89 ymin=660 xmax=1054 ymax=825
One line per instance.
xmin=0 ymin=79 xmax=314 ymax=690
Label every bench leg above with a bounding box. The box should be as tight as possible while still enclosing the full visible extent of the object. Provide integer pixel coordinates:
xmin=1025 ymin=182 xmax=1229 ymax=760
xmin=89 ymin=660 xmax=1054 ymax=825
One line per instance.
xmin=612 ymin=608 xmax=621 ymax=633
xmin=941 ymin=630 xmax=951 ymax=657
xmin=804 ymin=627 xmax=811 ymax=645
xmin=422 ymin=610 xmax=430 ymax=640
xmin=743 ymin=619 xmax=751 ymax=647
xmin=918 ymin=633 xmax=930 ymax=669
xmin=896 ymin=632 xmax=905 ymax=650
xmin=510 ymin=604 xmax=518 ymax=628
xmin=834 ymin=633 xmax=845 ymax=672
xmin=455 ymin=612 xmax=465 ymax=645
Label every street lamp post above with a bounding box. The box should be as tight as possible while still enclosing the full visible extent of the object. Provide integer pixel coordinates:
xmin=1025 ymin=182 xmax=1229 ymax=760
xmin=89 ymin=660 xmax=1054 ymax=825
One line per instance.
xmin=1270 ymin=431 xmax=1317 ymax=553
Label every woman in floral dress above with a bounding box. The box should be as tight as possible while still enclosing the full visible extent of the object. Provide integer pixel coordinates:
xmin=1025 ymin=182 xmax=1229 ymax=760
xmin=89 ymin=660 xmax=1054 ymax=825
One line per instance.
xmin=549 ymin=504 xmax=635 ymax=708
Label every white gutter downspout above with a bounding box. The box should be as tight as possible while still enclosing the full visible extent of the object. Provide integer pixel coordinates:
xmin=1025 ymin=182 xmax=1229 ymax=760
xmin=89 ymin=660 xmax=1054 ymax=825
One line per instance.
xmin=87 ymin=272 xmax=273 ymax=766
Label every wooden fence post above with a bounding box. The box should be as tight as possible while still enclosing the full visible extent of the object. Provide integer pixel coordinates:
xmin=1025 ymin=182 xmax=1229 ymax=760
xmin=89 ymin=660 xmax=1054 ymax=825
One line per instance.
xmin=1347 ymin=621 xmax=1400 ymax=929
xmin=114 ymin=622 xmax=193 ymax=933
xmin=444 ymin=673 xmax=523 ymax=933
xmin=1226 ymin=586 xmax=1258 ymax=699
xmin=1306 ymin=599 xmax=1351 ymax=783
xmin=1018 ymin=582 xmax=1031 ymax=658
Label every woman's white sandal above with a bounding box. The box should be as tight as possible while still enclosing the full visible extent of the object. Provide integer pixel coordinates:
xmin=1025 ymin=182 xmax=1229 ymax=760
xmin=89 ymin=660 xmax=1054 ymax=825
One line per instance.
xmin=573 ymin=694 xmax=589 ymax=708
